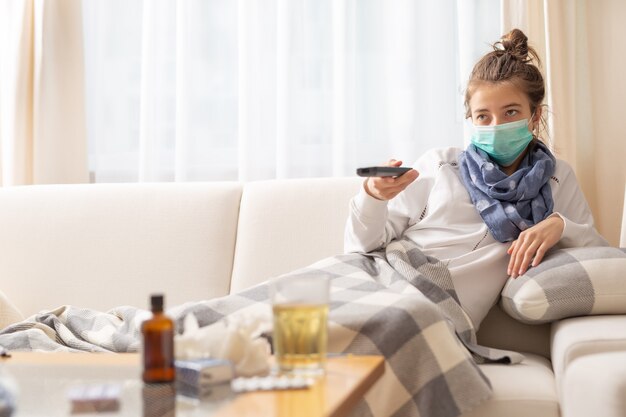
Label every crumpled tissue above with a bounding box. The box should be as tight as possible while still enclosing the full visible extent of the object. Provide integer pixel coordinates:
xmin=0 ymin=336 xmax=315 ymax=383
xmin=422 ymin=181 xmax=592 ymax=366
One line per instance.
xmin=175 ymin=312 xmax=272 ymax=377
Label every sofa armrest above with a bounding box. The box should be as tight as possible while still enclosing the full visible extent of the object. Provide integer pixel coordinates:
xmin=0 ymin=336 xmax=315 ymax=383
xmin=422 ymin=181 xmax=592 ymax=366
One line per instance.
xmin=561 ymin=351 xmax=626 ymax=417
xmin=551 ymin=315 xmax=626 ymax=397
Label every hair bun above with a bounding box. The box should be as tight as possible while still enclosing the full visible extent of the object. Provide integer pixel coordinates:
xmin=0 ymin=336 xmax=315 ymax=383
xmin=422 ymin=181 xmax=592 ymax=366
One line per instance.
xmin=499 ymin=28 xmax=530 ymax=62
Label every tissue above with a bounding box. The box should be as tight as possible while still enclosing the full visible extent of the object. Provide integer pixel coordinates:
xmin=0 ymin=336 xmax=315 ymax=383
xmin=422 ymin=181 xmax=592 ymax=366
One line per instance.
xmin=175 ymin=312 xmax=271 ymax=377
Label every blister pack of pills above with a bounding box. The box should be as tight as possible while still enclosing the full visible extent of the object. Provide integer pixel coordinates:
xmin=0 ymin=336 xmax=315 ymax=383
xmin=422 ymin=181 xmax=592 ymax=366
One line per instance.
xmin=67 ymin=383 xmax=121 ymax=414
xmin=230 ymin=375 xmax=315 ymax=393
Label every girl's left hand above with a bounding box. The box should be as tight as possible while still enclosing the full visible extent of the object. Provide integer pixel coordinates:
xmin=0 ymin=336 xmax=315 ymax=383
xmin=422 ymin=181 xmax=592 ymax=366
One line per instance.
xmin=507 ymin=215 xmax=565 ymax=278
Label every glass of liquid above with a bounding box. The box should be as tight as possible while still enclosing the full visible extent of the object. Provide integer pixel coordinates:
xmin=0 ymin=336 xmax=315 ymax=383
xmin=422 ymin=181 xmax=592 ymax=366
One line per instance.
xmin=270 ymin=275 xmax=330 ymax=376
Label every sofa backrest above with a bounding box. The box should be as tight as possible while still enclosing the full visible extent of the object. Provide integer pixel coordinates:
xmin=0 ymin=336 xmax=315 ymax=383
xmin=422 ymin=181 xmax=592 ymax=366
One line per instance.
xmin=229 ymin=177 xmax=364 ymax=292
xmin=7 ymin=177 xmax=614 ymax=358
xmin=0 ymin=183 xmax=241 ymax=316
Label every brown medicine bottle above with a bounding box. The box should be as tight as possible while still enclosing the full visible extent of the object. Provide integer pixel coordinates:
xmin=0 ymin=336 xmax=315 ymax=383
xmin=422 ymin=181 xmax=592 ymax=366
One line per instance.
xmin=142 ymin=294 xmax=175 ymax=383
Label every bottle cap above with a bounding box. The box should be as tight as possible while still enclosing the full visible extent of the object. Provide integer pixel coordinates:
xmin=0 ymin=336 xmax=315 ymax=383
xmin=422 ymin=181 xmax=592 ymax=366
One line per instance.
xmin=150 ymin=294 xmax=164 ymax=311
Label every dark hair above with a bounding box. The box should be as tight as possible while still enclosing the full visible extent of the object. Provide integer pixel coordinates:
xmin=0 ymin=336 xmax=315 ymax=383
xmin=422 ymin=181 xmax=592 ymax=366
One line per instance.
xmin=464 ymin=29 xmax=548 ymax=140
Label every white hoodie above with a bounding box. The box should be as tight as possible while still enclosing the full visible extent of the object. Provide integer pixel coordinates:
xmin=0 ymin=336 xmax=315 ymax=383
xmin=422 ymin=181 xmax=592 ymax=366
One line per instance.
xmin=345 ymin=147 xmax=608 ymax=329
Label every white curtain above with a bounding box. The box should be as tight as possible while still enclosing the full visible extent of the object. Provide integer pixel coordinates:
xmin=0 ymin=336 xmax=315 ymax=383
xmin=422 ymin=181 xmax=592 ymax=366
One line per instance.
xmin=0 ymin=0 xmax=88 ymax=185
xmin=83 ymin=0 xmax=501 ymax=182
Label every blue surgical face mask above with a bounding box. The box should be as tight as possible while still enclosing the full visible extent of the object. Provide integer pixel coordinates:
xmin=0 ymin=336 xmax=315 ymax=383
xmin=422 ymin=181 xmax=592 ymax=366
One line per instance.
xmin=470 ymin=119 xmax=534 ymax=166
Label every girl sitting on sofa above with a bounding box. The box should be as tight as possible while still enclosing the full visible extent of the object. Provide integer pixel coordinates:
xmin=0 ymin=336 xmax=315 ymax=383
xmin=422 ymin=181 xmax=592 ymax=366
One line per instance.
xmin=344 ymin=28 xmax=608 ymax=329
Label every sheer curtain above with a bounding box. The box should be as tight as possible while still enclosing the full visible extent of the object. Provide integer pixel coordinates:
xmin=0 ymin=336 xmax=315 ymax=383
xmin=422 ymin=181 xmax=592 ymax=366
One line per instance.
xmin=83 ymin=0 xmax=501 ymax=183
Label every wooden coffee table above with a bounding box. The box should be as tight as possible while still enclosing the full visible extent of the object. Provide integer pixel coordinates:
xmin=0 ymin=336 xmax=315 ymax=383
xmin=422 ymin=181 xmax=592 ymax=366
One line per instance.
xmin=2 ymin=352 xmax=384 ymax=417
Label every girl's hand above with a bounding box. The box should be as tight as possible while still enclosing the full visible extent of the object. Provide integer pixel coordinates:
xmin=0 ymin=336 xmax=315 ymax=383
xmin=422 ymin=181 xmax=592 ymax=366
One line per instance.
xmin=507 ymin=215 xmax=565 ymax=278
xmin=364 ymin=159 xmax=419 ymax=201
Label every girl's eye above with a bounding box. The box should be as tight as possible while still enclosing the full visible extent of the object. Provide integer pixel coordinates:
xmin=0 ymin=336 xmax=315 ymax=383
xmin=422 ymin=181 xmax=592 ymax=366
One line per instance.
xmin=505 ymin=109 xmax=518 ymax=117
xmin=476 ymin=114 xmax=487 ymax=121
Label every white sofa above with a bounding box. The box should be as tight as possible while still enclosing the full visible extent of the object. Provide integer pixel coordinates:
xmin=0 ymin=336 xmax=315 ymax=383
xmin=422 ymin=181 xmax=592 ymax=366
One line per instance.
xmin=0 ymin=178 xmax=624 ymax=417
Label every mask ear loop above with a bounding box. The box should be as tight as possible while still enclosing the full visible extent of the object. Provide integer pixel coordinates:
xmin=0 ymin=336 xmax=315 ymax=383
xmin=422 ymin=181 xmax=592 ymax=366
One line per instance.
xmin=529 ymin=111 xmax=539 ymax=139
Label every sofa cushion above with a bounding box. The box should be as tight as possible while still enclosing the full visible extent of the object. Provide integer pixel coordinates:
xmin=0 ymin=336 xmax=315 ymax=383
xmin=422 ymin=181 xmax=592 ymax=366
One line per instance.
xmin=461 ymin=353 xmax=559 ymax=417
xmin=477 ymin=304 xmax=551 ymax=359
xmin=551 ymin=315 xmax=626 ymax=391
xmin=230 ymin=177 xmax=363 ymax=293
xmin=359 ymin=353 xmax=558 ymax=417
xmin=0 ymin=183 xmax=242 ymax=316
xmin=500 ymin=246 xmax=626 ymax=324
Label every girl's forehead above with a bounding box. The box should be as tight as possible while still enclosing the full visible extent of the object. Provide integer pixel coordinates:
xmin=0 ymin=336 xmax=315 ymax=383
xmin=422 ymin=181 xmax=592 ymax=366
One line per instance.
xmin=469 ymin=82 xmax=530 ymax=110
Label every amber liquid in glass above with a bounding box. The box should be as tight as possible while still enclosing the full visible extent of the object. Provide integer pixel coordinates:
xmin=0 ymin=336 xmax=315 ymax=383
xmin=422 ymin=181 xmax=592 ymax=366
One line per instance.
xmin=273 ymin=303 xmax=328 ymax=374
xmin=142 ymin=294 xmax=175 ymax=383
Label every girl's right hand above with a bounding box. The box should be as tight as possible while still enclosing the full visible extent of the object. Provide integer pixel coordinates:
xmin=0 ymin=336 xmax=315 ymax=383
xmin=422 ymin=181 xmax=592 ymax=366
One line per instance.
xmin=364 ymin=159 xmax=419 ymax=201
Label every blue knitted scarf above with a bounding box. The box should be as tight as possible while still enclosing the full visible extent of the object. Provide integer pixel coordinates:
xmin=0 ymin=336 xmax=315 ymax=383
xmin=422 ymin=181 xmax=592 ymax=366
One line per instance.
xmin=458 ymin=141 xmax=556 ymax=243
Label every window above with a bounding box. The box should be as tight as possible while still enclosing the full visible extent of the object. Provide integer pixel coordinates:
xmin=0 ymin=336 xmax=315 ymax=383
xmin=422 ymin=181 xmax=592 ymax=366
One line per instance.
xmin=82 ymin=0 xmax=501 ymax=182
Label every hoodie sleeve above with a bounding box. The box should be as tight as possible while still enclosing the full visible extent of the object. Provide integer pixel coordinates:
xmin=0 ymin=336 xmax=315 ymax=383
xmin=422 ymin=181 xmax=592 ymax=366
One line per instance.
xmin=343 ymin=149 xmax=447 ymax=254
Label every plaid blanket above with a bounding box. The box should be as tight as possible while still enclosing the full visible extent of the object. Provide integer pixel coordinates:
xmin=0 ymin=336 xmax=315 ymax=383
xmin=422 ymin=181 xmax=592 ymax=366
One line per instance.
xmin=0 ymin=239 xmax=522 ymax=417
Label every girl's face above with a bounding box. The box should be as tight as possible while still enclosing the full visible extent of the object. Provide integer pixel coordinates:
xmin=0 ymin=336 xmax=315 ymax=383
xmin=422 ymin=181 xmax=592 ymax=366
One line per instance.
xmin=468 ymin=81 xmax=540 ymax=129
